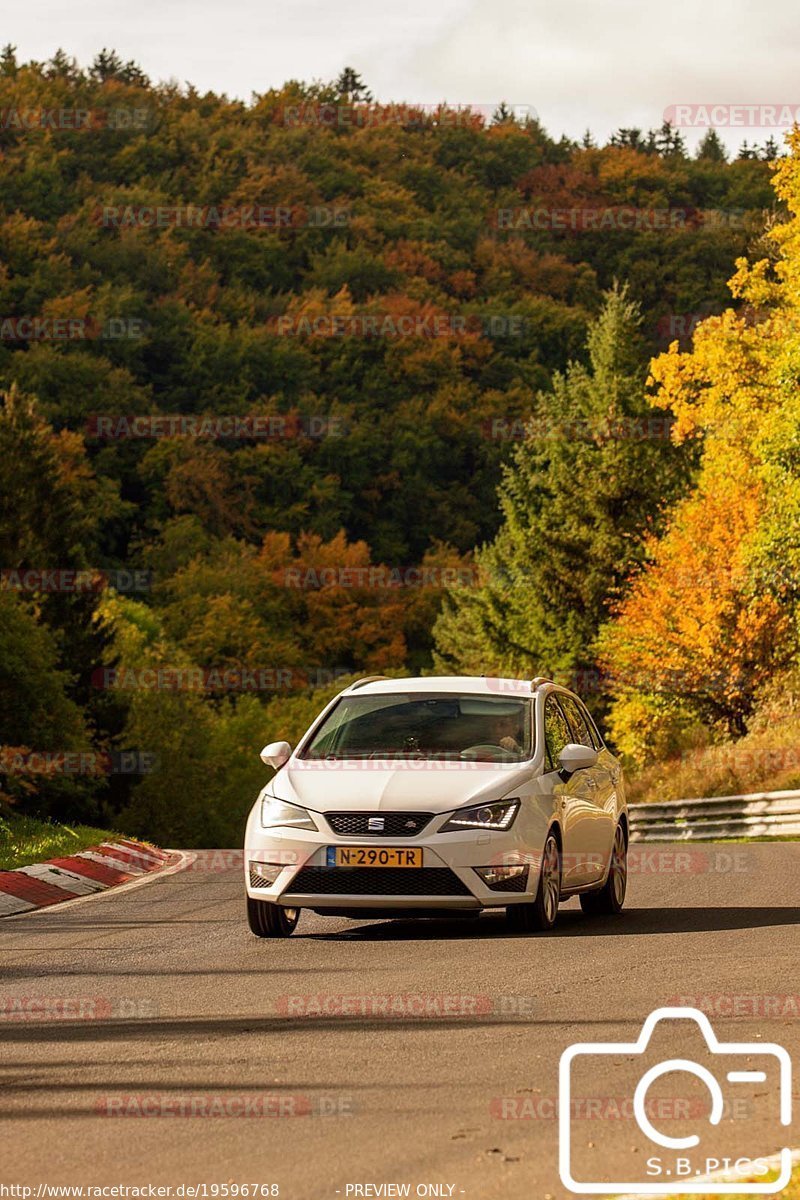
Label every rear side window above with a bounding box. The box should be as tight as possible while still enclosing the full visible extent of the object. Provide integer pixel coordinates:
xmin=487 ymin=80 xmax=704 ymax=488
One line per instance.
xmin=543 ymin=695 xmax=572 ymax=770
xmin=559 ymin=695 xmax=595 ymax=750
xmin=577 ymin=699 xmax=604 ymax=751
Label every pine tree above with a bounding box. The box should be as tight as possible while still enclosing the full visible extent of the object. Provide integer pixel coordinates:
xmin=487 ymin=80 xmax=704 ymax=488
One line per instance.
xmin=90 ymin=49 xmax=149 ymax=86
xmin=649 ymin=120 xmax=687 ymax=158
xmin=46 ymin=49 xmax=84 ymax=81
xmin=335 ymin=67 xmax=372 ymax=102
xmin=696 ymin=129 xmax=728 ymax=162
xmin=609 ymin=127 xmax=645 ymax=151
xmin=492 ymin=101 xmax=514 ymax=125
xmin=0 ymin=43 xmax=17 ymax=76
xmin=91 ymin=49 xmax=124 ymax=82
xmin=432 ymin=286 xmax=690 ymax=696
xmin=761 ymin=136 xmax=780 ymax=161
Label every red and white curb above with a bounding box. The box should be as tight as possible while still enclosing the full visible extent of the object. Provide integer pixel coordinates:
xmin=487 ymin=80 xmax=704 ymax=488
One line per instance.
xmin=0 ymin=839 xmax=177 ymax=916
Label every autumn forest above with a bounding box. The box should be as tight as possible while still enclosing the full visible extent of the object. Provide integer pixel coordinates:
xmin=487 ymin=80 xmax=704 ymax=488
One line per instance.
xmin=2 ymin=50 xmax=800 ymax=845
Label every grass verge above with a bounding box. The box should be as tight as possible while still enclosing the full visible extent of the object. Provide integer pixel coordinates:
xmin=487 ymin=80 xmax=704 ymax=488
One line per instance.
xmin=626 ymin=683 xmax=800 ymax=806
xmin=0 ymin=813 xmax=119 ymax=870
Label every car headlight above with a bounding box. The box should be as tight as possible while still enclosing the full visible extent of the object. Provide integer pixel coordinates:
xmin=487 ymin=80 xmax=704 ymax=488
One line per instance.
xmin=260 ymin=796 xmax=318 ymax=830
xmin=440 ymin=799 xmax=520 ymax=832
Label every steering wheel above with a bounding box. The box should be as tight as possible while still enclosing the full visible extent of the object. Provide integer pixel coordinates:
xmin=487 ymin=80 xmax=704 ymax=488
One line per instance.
xmin=460 ymin=743 xmax=519 ymax=762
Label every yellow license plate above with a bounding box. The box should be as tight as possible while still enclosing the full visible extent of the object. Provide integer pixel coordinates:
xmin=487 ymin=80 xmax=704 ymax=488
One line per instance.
xmin=327 ymin=846 xmax=422 ymax=868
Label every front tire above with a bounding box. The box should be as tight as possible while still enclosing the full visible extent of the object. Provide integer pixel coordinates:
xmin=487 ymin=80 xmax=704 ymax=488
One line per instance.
xmin=247 ymin=896 xmax=300 ymax=938
xmin=506 ymin=832 xmax=561 ymax=933
xmin=580 ymin=824 xmax=627 ymax=917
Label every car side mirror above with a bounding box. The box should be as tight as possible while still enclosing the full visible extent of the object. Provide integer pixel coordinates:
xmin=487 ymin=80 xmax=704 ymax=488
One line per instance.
xmin=260 ymin=740 xmax=292 ymax=770
xmin=558 ymin=742 xmax=598 ymax=777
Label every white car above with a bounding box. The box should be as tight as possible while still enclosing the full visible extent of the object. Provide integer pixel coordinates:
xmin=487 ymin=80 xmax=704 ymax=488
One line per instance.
xmin=244 ymin=675 xmax=628 ymax=937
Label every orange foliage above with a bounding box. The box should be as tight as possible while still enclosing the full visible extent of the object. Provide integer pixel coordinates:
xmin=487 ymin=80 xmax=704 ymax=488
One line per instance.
xmin=259 ymin=530 xmax=407 ymax=671
xmin=597 ymin=471 xmax=794 ymax=732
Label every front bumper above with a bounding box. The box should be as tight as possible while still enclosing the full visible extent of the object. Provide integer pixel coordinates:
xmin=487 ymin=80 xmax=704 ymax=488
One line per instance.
xmin=244 ymin=815 xmax=541 ymax=910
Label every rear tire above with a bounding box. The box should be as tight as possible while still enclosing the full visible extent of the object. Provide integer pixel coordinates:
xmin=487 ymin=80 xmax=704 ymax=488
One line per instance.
xmin=247 ymin=896 xmax=300 ymax=938
xmin=506 ymin=832 xmax=561 ymax=933
xmin=580 ymin=824 xmax=627 ymax=917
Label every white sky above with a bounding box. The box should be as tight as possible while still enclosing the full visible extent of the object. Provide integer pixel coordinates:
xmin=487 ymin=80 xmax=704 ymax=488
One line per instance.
xmin=6 ymin=0 xmax=799 ymax=151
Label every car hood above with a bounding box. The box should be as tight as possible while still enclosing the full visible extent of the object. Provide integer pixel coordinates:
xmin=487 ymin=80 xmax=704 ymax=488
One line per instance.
xmin=267 ymin=760 xmax=533 ymax=814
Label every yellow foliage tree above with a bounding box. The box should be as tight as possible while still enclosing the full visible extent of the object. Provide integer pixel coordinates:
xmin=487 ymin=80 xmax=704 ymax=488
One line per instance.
xmin=598 ymin=133 xmax=800 ymax=760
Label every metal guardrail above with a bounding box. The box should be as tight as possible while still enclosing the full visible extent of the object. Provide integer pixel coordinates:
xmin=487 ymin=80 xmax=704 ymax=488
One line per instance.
xmin=628 ymin=789 xmax=800 ymax=841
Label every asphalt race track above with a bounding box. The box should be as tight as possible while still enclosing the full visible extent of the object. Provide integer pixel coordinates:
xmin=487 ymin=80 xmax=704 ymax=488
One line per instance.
xmin=1 ymin=843 xmax=798 ymax=1199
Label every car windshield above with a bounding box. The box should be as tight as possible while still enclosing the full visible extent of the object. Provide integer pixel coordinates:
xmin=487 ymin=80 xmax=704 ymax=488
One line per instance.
xmin=299 ymin=692 xmax=532 ymax=762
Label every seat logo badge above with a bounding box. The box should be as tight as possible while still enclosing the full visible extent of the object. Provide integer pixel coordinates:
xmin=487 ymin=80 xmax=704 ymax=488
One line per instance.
xmin=368 ymin=817 xmax=385 ymax=832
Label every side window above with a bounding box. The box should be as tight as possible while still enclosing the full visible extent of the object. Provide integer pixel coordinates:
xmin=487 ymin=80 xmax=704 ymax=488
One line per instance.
xmin=560 ymin=695 xmax=595 ymax=750
xmin=577 ymin=700 xmax=604 ymax=751
xmin=544 ymin=696 xmax=572 ymax=770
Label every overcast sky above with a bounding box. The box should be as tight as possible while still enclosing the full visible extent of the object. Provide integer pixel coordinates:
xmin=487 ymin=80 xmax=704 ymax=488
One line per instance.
xmin=7 ymin=0 xmax=799 ymax=151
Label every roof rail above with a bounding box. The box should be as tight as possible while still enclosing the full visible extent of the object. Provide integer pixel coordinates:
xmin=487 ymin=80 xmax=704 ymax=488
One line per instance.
xmin=349 ymin=675 xmax=389 ymax=690
xmin=530 ymin=676 xmax=553 ymax=691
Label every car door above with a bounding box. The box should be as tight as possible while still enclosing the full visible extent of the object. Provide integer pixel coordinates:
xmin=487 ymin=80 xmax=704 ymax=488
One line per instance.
xmin=559 ymin=694 xmax=615 ymax=883
xmin=540 ymin=694 xmax=599 ymax=888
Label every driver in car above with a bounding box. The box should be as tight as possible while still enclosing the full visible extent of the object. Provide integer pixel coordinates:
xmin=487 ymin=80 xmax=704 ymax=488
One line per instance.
xmin=490 ymin=712 xmax=524 ymax=755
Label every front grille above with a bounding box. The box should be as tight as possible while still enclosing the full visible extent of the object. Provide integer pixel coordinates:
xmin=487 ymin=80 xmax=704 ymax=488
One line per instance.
xmin=324 ymin=812 xmax=433 ymax=838
xmin=286 ymin=866 xmax=472 ymax=896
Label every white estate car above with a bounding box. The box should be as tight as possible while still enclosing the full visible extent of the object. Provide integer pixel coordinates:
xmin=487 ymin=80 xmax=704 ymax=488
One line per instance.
xmin=244 ymin=675 xmax=628 ymax=937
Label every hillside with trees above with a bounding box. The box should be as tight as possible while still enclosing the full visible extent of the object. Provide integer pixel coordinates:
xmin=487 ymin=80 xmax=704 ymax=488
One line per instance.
xmin=0 ymin=47 xmax=793 ymax=842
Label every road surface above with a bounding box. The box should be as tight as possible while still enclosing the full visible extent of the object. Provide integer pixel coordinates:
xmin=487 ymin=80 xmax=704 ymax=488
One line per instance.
xmin=1 ymin=843 xmax=798 ymax=1199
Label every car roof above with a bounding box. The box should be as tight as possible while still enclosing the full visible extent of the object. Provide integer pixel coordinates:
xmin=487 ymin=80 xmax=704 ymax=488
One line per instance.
xmin=339 ymin=675 xmax=560 ymax=698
